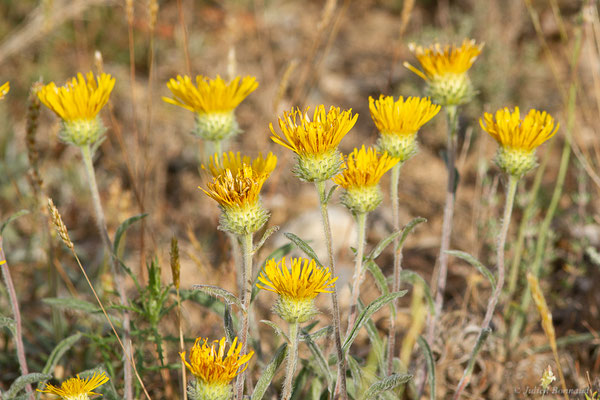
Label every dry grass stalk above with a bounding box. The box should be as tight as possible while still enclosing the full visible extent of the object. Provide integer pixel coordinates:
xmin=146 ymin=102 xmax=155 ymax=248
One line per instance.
xmin=527 ymin=273 xmax=569 ymax=400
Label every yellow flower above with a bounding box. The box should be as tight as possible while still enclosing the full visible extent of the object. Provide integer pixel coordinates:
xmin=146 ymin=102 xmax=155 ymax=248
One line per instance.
xmin=163 ymin=75 xmax=258 ymax=114
xmin=333 ymin=146 xmax=399 ymax=213
xmin=0 ymin=81 xmax=9 ymax=100
xmin=37 ymin=72 xmax=115 ymax=146
xmin=270 ymin=105 xmax=357 ymax=182
xmin=480 ymin=107 xmax=558 ymax=177
xmin=203 ymin=151 xmax=277 ymax=178
xmin=257 ymin=257 xmax=337 ymax=322
xmin=404 ymin=39 xmax=483 ymax=106
xmin=37 ymin=72 xmax=115 ymax=122
xmin=201 ymin=161 xmax=275 ymax=234
xmin=163 ymin=75 xmax=258 ymax=142
xmin=369 ymin=95 xmax=440 ymax=162
xmin=38 ymin=372 xmax=109 ymax=400
xmin=181 ymin=336 xmax=253 ymax=400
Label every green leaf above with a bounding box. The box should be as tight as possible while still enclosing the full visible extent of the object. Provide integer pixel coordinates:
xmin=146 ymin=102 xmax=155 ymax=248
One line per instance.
xmin=1 ymin=210 xmax=29 ymax=235
xmin=301 ymin=327 xmax=332 ymax=394
xmin=41 ymin=332 xmax=83 ymax=375
xmin=343 ymin=291 xmax=407 ymax=354
xmin=260 ymin=320 xmax=289 ymax=342
xmin=446 ymin=250 xmax=496 ymax=290
xmin=400 ymin=270 xmax=435 ymax=315
xmin=112 ymin=213 xmax=148 ymax=255
xmin=362 ymin=373 xmax=413 ymax=399
xmin=191 ymin=285 xmax=244 ymax=312
xmin=417 ymin=336 xmax=435 ymax=400
xmin=254 ymin=226 xmax=280 ymax=254
xmin=284 ymin=232 xmax=323 ymax=266
xmin=251 ymin=343 xmax=288 ymax=400
xmin=5 ymin=373 xmax=51 ymax=398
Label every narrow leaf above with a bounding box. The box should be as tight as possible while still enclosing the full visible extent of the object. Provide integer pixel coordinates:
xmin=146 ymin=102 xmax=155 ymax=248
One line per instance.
xmin=113 ymin=213 xmax=148 ymax=254
xmin=1 ymin=210 xmax=29 ymax=235
xmin=417 ymin=336 xmax=436 ymax=400
xmin=192 ymin=285 xmax=244 ymax=312
xmin=251 ymin=343 xmax=288 ymax=400
xmin=343 ymin=291 xmax=407 ymax=353
xmin=284 ymin=232 xmax=323 ymax=266
xmin=446 ymin=250 xmax=496 ymax=290
xmin=362 ymin=373 xmax=413 ymax=399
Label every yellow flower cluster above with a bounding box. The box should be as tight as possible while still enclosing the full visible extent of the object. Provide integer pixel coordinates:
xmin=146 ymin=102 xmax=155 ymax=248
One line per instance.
xmin=163 ymin=75 xmax=258 ymax=114
xmin=181 ymin=336 xmax=253 ymax=385
xmin=38 ymin=372 xmax=109 ymax=400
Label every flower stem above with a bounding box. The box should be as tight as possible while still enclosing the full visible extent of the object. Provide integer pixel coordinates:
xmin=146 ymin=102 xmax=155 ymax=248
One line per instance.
xmin=282 ymin=321 xmax=300 ymax=400
xmin=453 ymin=174 xmax=518 ymax=399
xmin=386 ymin=162 xmax=402 ymax=375
xmin=235 ymin=232 xmax=253 ymax=400
xmin=316 ymin=181 xmax=347 ymax=400
xmin=0 ymin=239 xmax=34 ymax=400
xmin=80 ymin=144 xmax=133 ymax=400
xmin=347 ymin=211 xmax=367 ymax=335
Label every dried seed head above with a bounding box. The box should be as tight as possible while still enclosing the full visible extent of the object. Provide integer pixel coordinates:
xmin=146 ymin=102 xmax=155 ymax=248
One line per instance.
xmin=47 ymin=198 xmax=74 ymax=250
xmin=170 ymin=236 xmax=181 ymax=290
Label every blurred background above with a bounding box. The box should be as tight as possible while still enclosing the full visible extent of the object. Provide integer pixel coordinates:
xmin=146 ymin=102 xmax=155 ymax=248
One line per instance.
xmin=1 ymin=0 xmax=599 ymax=398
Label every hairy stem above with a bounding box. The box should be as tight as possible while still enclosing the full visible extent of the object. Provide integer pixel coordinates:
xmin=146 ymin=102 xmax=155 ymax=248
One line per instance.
xmin=235 ymin=233 xmax=253 ymax=400
xmin=316 ymin=181 xmax=347 ymax=400
xmin=347 ymin=211 xmax=367 ymax=334
xmin=453 ymin=175 xmax=518 ymax=399
xmin=386 ymin=162 xmax=402 ymax=375
xmin=282 ymin=321 xmax=300 ymax=400
xmin=0 ymin=239 xmax=34 ymax=400
xmin=80 ymin=144 xmax=133 ymax=399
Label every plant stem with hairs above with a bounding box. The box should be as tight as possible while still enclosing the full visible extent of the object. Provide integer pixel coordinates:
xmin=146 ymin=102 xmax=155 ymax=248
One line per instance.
xmin=80 ymin=144 xmax=133 ymax=400
xmin=316 ymin=181 xmax=347 ymax=400
xmin=453 ymin=175 xmax=518 ymax=399
xmin=426 ymin=105 xmax=458 ymax=347
xmin=235 ymin=233 xmax=253 ymax=400
xmin=347 ymin=211 xmax=367 ymax=334
xmin=282 ymin=321 xmax=300 ymax=400
xmin=0 ymin=239 xmax=34 ymax=400
xmin=386 ymin=162 xmax=402 ymax=375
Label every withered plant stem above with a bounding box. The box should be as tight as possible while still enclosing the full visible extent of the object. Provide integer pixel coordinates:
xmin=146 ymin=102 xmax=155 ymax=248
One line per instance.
xmin=0 ymin=239 xmax=34 ymax=400
xmin=387 ymin=162 xmax=402 ymax=375
xmin=235 ymin=233 xmax=253 ymax=400
xmin=80 ymin=144 xmax=133 ymax=400
xmin=453 ymin=175 xmax=518 ymax=399
xmin=316 ymin=181 xmax=347 ymax=400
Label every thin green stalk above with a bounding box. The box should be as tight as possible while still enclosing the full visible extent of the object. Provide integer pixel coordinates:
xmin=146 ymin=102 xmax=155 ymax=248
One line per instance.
xmin=235 ymin=233 xmax=253 ymax=400
xmin=80 ymin=144 xmax=133 ymax=399
xmin=0 ymin=240 xmax=34 ymax=400
xmin=282 ymin=321 xmax=300 ymax=400
xmin=453 ymin=175 xmax=518 ymax=399
xmin=386 ymin=162 xmax=402 ymax=375
xmin=316 ymin=181 xmax=347 ymax=400
xmin=347 ymin=211 xmax=367 ymax=334
xmin=426 ymin=105 xmax=459 ymax=351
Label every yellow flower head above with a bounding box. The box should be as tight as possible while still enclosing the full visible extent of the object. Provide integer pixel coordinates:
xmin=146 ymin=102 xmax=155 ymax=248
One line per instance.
xmin=270 ymin=105 xmax=357 ymax=156
xmin=369 ymin=95 xmax=440 ymax=136
xmin=480 ymin=107 xmax=559 ymax=177
xmin=334 ymin=146 xmax=399 ymax=190
xmin=270 ymin=105 xmax=357 ymax=182
xmin=38 ymin=372 xmax=109 ymax=400
xmin=37 ymin=72 xmax=115 ymax=122
xmin=181 ymin=336 xmax=253 ymax=385
xmin=0 ymin=82 xmax=9 ymax=100
xmin=258 ymin=257 xmax=337 ymax=322
xmin=404 ymin=39 xmax=483 ymax=81
xmin=163 ymin=75 xmax=258 ymax=114
xmin=404 ymin=39 xmax=483 ymax=106
xmin=204 ymin=151 xmax=277 ymax=178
